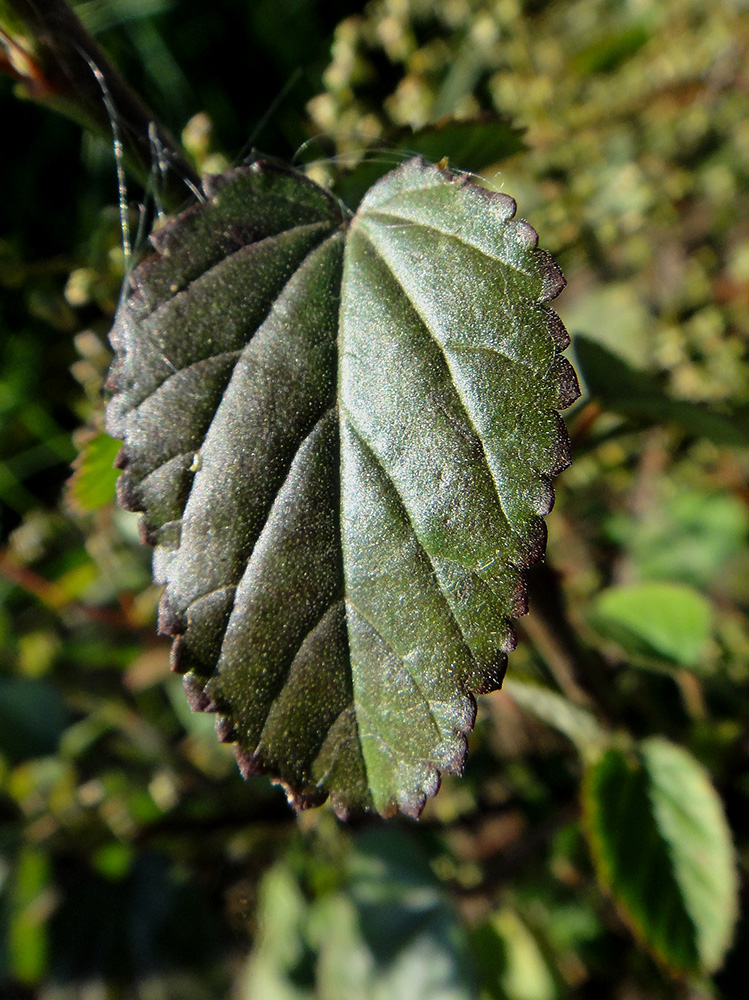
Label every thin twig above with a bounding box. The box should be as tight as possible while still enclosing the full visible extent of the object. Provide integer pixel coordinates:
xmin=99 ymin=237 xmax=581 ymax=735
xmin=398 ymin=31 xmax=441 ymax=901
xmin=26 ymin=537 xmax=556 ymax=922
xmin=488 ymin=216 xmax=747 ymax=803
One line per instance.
xmin=0 ymin=550 xmax=144 ymax=630
xmin=1 ymin=0 xmax=200 ymax=210
xmin=523 ymin=560 xmax=619 ymax=723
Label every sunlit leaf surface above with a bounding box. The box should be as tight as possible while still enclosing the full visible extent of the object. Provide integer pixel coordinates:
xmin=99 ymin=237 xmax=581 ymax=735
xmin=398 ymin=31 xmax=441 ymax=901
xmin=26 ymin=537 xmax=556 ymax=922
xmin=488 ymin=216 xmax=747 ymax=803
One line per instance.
xmin=106 ymin=157 xmax=578 ymax=816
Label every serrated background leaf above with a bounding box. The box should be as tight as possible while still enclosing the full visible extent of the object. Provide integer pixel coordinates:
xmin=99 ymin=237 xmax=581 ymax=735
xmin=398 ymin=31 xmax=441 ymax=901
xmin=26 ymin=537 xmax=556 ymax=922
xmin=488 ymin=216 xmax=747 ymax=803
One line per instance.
xmin=66 ymin=431 xmax=121 ymax=513
xmin=106 ymin=157 xmax=578 ymax=817
xmin=583 ymin=738 xmax=738 ymax=975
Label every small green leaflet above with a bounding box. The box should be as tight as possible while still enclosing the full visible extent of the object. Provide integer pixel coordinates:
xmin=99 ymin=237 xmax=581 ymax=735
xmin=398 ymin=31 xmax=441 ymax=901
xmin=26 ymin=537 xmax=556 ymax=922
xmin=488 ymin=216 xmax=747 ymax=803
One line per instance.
xmin=106 ymin=157 xmax=578 ymax=817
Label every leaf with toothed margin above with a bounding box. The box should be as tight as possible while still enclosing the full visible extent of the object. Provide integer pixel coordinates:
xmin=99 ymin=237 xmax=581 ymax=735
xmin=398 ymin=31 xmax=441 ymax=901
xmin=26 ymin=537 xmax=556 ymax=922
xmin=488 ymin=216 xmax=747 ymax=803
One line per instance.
xmin=583 ymin=738 xmax=738 ymax=975
xmin=105 ymin=155 xmax=579 ymax=818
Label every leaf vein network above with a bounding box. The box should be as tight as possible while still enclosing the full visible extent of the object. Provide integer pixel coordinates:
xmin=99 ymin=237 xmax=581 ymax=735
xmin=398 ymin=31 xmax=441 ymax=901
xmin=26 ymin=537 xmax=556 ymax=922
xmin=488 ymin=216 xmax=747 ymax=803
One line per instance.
xmin=342 ymin=414 xmax=480 ymax=674
xmin=354 ymin=226 xmax=521 ymax=538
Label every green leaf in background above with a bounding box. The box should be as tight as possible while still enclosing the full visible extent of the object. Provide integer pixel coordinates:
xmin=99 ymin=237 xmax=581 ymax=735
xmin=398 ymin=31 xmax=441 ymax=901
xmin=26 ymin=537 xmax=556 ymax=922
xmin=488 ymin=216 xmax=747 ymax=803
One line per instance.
xmin=106 ymin=156 xmax=578 ymax=817
xmin=563 ymin=283 xmax=652 ymax=370
xmin=572 ymin=23 xmax=650 ymax=76
xmin=591 ymin=582 xmax=712 ymax=668
xmin=6 ymin=846 xmax=51 ymax=985
xmin=239 ymin=862 xmax=314 ymax=1000
xmin=606 ymin=488 xmax=749 ymax=593
xmin=583 ymin=738 xmax=738 ymax=975
xmin=471 ymin=907 xmax=557 ymax=1000
xmin=242 ymin=829 xmax=477 ymax=1000
xmin=66 ymin=431 xmax=121 ymax=513
xmin=574 ymin=336 xmax=749 ymax=447
xmin=0 ymin=677 xmax=69 ymax=764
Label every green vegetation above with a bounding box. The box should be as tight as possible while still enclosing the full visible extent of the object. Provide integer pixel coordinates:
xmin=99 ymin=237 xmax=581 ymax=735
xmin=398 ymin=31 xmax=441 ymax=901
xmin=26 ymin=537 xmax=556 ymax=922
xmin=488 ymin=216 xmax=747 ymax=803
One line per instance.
xmin=1 ymin=0 xmax=747 ymax=996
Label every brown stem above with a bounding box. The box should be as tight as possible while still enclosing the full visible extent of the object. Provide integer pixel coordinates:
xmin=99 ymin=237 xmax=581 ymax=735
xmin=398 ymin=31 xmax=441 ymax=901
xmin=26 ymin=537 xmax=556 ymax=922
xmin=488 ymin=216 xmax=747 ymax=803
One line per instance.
xmin=523 ymin=560 xmax=618 ymax=723
xmin=0 ymin=550 xmax=144 ymax=631
xmin=1 ymin=0 xmax=200 ymax=209
xmin=518 ymin=602 xmax=594 ymax=707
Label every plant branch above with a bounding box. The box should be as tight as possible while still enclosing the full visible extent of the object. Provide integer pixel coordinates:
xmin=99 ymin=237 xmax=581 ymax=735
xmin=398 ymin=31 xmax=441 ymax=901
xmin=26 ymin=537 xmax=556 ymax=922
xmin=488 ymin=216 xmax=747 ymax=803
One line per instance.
xmin=0 ymin=549 xmax=148 ymax=631
xmin=522 ymin=560 xmax=618 ymax=723
xmin=0 ymin=0 xmax=200 ymax=209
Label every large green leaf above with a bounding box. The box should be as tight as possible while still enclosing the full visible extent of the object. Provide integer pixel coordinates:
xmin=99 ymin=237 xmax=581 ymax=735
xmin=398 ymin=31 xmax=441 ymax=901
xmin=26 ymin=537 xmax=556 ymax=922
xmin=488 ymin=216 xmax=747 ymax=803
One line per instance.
xmin=583 ymin=738 xmax=738 ymax=975
xmin=106 ymin=156 xmax=578 ymax=817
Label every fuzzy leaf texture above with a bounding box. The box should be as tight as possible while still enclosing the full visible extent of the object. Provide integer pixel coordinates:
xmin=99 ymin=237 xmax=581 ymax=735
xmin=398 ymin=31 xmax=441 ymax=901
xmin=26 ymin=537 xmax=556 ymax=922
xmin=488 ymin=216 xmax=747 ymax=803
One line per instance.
xmin=106 ymin=157 xmax=579 ymax=817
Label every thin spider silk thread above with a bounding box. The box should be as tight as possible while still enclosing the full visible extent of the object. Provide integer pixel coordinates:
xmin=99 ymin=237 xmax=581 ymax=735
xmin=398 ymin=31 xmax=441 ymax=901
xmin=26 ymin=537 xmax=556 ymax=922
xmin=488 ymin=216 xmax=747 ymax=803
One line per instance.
xmin=79 ymin=50 xmax=132 ymax=271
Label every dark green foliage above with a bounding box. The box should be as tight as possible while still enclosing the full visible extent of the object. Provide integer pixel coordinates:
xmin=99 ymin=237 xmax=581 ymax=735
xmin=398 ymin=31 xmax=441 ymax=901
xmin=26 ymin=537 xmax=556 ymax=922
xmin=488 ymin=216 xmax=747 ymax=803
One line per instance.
xmin=0 ymin=677 xmax=69 ymax=763
xmin=575 ymin=337 xmax=749 ymax=448
xmin=331 ymin=115 xmax=526 ymax=207
xmin=246 ymin=828 xmax=479 ymax=998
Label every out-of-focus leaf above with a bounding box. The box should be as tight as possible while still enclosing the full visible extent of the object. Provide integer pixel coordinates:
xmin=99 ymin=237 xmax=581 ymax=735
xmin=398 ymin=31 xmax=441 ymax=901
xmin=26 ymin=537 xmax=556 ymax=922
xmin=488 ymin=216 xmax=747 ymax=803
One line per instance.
xmin=17 ymin=630 xmax=59 ymax=677
xmin=74 ymin=0 xmax=173 ymax=35
xmin=0 ymin=677 xmax=69 ymax=763
xmin=562 ymin=284 xmax=652 ymax=368
xmin=583 ymin=738 xmax=738 ymax=975
xmin=243 ymin=829 xmax=478 ymax=1000
xmin=7 ymin=846 xmax=51 ymax=984
xmin=471 ymin=907 xmax=557 ymax=1000
xmin=106 ymin=156 xmax=577 ymax=817
xmin=591 ymin=582 xmax=712 ymax=668
xmin=573 ymin=24 xmax=650 ymax=76
xmin=240 ymin=862 xmax=314 ymax=1000
xmin=333 ymin=115 xmax=526 ymax=208
xmin=66 ymin=431 xmax=121 ymax=513
xmin=502 ymin=677 xmax=606 ymax=759
xmin=608 ymin=488 xmax=749 ymax=592
xmin=91 ymin=841 xmax=135 ymax=882
xmin=316 ymin=828 xmax=478 ymax=1000
xmin=574 ymin=336 xmax=748 ymax=446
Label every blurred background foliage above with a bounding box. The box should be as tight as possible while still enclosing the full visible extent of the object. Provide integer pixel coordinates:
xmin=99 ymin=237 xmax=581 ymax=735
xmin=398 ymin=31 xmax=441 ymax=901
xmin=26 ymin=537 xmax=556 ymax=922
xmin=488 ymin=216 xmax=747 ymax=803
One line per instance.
xmin=0 ymin=0 xmax=748 ymax=996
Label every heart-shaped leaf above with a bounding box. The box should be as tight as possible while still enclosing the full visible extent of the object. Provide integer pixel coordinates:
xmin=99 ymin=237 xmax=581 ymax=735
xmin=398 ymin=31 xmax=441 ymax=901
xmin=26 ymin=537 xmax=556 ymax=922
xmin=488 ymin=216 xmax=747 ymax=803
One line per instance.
xmin=106 ymin=156 xmax=578 ymax=817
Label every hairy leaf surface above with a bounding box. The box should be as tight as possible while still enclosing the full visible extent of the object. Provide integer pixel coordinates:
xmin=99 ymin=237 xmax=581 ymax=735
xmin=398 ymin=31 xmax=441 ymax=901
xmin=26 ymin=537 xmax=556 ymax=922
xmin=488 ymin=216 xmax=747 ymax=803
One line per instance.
xmin=106 ymin=156 xmax=578 ymax=817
